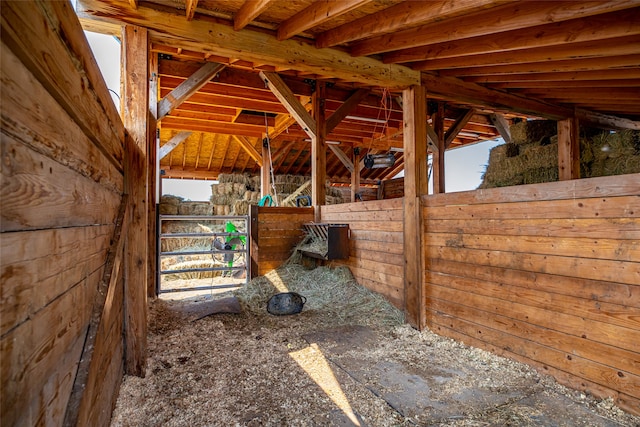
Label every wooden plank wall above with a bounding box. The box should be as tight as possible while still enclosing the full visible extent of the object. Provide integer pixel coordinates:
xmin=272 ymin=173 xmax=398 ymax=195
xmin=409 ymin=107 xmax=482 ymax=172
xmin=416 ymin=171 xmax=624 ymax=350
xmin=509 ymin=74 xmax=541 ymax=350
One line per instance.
xmin=379 ymin=177 xmax=405 ymax=200
xmin=320 ymin=199 xmax=405 ymax=308
xmin=422 ymin=174 xmax=640 ymax=415
xmin=1 ymin=2 xmax=126 ymax=426
xmin=250 ymin=206 xmax=314 ymax=277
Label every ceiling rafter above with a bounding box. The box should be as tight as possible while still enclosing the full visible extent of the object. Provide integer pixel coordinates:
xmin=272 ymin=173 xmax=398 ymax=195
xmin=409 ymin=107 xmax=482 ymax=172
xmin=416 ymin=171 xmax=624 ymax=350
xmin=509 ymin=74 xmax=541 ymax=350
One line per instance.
xmin=315 ymin=0 xmax=505 ymax=48
xmin=158 ymin=62 xmax=225 ymax=119
xmin=232 ymin=135 xmax=263 ymax=166
xmin=185 ymin=0 xmax=198 ymax=20
xmin=445 ymin=109 xmax=475 ymax=148
xmin=76 ymin=0 xmax=420 ymax=89
xmin=410 ymin=35 xmax=640 ymax=71
xmin=277 ymin=0 xmax=371 ymax=41
xmin=260 ymin=71 xmax=317 ymax=138
xmin=349 ymin=1 xmax=636 ymax=57
xmin=234 ymin=0 xmax=274 ymax=31
xmin=159 ymin=131 xmax=192 ymax=159
xmin=383 ymin=7 xmax=640 ymax=64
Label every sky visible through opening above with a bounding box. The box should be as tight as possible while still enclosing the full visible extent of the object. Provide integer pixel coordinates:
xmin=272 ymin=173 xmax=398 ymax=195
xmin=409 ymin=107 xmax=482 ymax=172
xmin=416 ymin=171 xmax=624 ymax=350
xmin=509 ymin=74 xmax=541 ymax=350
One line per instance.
xmin=85 ymin=31 xmax=503 ymax=202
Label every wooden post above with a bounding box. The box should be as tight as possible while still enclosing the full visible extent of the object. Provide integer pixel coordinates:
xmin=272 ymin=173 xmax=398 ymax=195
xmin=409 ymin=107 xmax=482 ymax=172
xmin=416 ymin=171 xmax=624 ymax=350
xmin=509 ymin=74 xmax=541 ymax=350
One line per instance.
xmin=312 ymin=81 xmax=327 ymax=216
xmin=122 ymin=25 xmax=148 ymax=377
xmin=558 ymin=117 xmax=580 ymax=180
xmin=351 ymin=149 xmax=360 ymax=202
xmin=148 ymin=50 xmax=158 ymax=298
xmin=261 ymin=139 xmax=271 ymax=198
xmin=432 ymin=102 xmax=446 ymax=194
xmin=403 ymin=85 xmax=428 ymax=330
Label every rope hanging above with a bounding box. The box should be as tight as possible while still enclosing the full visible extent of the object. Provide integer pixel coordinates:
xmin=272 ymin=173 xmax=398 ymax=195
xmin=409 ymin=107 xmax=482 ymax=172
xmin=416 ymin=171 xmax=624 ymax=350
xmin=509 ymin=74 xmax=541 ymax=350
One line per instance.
xmin=264 ymin=112 xmax=278 ymax=206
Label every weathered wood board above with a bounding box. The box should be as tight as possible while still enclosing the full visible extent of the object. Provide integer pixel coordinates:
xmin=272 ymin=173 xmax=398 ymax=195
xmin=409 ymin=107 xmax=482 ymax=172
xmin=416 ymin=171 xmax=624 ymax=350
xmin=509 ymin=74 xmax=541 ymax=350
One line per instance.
xmin=422 ymin=173 xmax=640 ymax=415
xmin=250 ymin=206 xmax=314 ymax=277
xmin=320 ymin=198 xmax=405 ymax=309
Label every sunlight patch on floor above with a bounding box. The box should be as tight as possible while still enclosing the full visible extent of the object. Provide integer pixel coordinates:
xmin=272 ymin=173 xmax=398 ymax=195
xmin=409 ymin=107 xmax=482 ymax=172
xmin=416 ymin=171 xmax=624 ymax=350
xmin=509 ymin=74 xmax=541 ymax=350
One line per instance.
xmin=289 ymin=343 xmax=361 ymax=426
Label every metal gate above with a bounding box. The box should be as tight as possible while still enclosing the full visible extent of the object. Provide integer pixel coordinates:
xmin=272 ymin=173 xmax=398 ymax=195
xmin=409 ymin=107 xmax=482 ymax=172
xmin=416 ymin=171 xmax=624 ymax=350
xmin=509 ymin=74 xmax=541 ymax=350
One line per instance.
xmin=158 ymin=215 xmax=249 ymax=294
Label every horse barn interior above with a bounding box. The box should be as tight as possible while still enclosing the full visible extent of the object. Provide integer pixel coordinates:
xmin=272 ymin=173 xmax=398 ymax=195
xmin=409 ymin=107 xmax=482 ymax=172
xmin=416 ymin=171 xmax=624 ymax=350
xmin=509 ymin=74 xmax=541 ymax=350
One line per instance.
xmin=1 ymin=0 xmax=640 ymax=425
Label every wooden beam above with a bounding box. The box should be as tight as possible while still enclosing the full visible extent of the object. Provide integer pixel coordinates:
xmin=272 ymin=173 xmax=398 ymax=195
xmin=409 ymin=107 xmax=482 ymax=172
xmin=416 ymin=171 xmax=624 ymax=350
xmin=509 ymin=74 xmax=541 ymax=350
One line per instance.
xmin=277 ymin=0 xmax=371 ymax=41
xmin=442 ymin=54 xmax=640 ymax=76
xmin=271 ymin=140 xmax=297 ymax=164
xmin=426 ymin=122 xmax=439 ymax=153
xmin=421 ymin=73 xmax=640 ymax=130
xmin=261 ymin=140 xmax=270 ymax=198
xmin=489 ymin=113 xmax=512 ymax=144
xmin=351 ymin=149 xmax=360 ymax=202
xmin=260 ymin=71 xmax=317 ymax=138
xmin=558 ymin=117 xmax=580 ymax=181
xmin=185 ymin=0 xmax=198 ymax=20
xmin=63 ymin=195 xmax=129 ymax=427
xmin=148 ymin=50 xmax=159 ymax=299
xmin=122 ymin=25 xmax=148 ymax=377
xmin=316 ymin=0 xmax=503 ymax=48
xmin=422 ymin=74 xmax=568 ymax=120
xmin=312 ymin=82 xmax=327 ymax=211
xmin=410 ymin=35 xmax=640 ymax=70
xmin=349 ymin=1 xmax=636 ymax=56
xmin=384 ymin=8 xmax=640 ymax=64
xmin=76 ymin=0 xmax=420 ymax=89
xmin=445 ymin=109 xmax=475 ymax=148
xmin=402 ymin=85 xmax=427 ymax=330
xmin=432 ymin=102 xmax=446 ymax=194
xmin=326 ymin=88 xmax=369 ymax=134
xmin=465 ymin=69 xmax=640 ymax=83
xmin=158 ymin=61 xmax=225 ymax=119
xmin=233 ymin=135 xmax=263 ymax=166
xmin=234 ymin=0 xmax=273 ymax=31
xmin=268 ymin=96 xmax=312 ymax=140
xmin=575 ymin=109 xmax=640 ymax=131
xmin=159 ymin=131 xmax=192 ymax=159
xmin=328 ymin=145 xmax=355 ymax=173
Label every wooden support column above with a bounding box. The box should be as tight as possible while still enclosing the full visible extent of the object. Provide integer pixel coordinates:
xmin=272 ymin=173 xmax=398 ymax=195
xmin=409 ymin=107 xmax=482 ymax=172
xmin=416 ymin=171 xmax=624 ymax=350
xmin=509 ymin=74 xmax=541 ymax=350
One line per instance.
xmin=261 ymin=139 xmax=271 ymax=198
xmin=432 ymin=102 xmax=446 ymax=194
xmin=351 ymin=149 xmax=360 ymax=202
xmin=312 ymin=81 xmax=327 ymax=216
xmin=558 ymin=117 xmax=581 ymax=180
xmin=403 ymin=85 xmax=428 ymax=330
xmin=122 ymin=25 xmax=148 ymax=377
xmin=148 ymin=50 xmax=158 ymax=298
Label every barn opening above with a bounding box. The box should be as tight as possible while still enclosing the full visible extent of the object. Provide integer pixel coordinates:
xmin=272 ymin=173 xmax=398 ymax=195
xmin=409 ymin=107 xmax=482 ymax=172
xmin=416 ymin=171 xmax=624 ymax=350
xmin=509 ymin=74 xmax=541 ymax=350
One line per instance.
xmin=1 ymin=1 xmax=639 ymax=425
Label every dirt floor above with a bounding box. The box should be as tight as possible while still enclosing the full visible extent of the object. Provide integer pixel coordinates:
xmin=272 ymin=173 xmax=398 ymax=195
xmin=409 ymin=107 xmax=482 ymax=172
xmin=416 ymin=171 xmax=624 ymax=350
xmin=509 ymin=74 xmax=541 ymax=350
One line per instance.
xmin=111 ymin=265 xmax=639 ymax=427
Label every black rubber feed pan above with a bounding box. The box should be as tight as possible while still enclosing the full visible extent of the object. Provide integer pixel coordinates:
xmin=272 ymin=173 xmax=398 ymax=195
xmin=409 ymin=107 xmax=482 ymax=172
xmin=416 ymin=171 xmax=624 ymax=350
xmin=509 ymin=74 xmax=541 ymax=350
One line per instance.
xmin=267 ymin=292 xmax=307 ymax=315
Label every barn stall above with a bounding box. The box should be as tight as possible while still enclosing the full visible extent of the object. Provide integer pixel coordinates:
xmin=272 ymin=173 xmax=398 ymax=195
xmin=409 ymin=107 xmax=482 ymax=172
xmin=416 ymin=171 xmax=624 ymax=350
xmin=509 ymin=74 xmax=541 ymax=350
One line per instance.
xmin=1 ymin=0 xmax=639 ymax=425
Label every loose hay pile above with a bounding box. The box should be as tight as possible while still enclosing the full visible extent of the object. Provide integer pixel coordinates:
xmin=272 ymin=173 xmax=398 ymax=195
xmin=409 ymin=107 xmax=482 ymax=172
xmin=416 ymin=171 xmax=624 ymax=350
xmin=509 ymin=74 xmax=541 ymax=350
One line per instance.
xmin=235 ymin=264 xmax=404 ymax=327
xmin=480 ymin=122 xmax=640 ymax=188
xmin=110 ymin=261 xmax=639 ymax=426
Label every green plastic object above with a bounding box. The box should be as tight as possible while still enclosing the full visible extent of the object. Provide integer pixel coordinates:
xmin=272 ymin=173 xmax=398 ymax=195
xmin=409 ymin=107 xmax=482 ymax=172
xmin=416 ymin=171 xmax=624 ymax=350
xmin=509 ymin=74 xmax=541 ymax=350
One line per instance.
xmin=224 ymin=221 xmax=246 ymax=269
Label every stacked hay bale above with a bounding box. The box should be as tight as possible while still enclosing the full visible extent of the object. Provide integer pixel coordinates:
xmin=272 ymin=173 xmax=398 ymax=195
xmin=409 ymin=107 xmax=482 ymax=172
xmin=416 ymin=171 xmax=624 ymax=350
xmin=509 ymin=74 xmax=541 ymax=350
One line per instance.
xmin=581 ymin=130 xmax=640 ymax=178
xmin=210 ymin=173 xmax=260 ymax=215
xmin=211 ymin=173 xmax=345 ymax=213
xmin=480 ymin=121 xmax=640 ymax=189
xmin=178 ymin=201 xmax=213 ymax=215
xmin=159 ymin=195 xmax=183 ymax=214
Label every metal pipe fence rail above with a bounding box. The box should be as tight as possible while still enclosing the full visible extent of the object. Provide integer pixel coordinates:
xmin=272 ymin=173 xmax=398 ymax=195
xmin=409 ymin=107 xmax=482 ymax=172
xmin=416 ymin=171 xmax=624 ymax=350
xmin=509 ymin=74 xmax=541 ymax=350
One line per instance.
xmin=158 ymin=215 xmax=250 ymax=294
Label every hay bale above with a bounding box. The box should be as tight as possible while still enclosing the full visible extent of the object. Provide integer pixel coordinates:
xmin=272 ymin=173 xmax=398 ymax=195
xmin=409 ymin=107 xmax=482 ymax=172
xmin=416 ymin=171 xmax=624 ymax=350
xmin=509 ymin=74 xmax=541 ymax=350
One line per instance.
xmin=505 ymin=143 xmax=519 ymax=158
xmin=178 ymin=202 xmax=213 ymax=216
xmin=510 ymin=119 xmax=556 ymax=146
xmin=159 ymin=203 xmax=178 ymax=215
xmin=232 ymin=200 xmax=249 ymax=216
